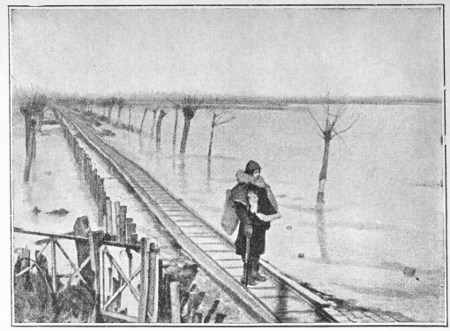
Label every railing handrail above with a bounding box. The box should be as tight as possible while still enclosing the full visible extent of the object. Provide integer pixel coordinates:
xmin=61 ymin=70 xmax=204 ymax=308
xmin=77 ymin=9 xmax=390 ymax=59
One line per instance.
xmin=14 ymin=227 xmax=141 ymax=251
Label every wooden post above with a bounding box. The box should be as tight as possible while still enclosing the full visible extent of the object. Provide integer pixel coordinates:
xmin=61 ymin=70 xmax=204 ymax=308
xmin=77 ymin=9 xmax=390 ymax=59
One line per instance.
xmin=105 ymin=197 xmax=113 ymax=236
xmin=203 ymin=300 xmax=220 ymax=323
xmin=85 ymin=157 xmax=92 ymax=180
xmin=107 ymin=266 xmax=113 ymax=302
xmin=163 ymin=274 xmax=172 ymax=318
xmin=94 ymin=174 xmax=101 ymax=204
xmin=100 ymin=246 xmax=105 ymax=308
xmin=50 ymin=238 xmax=57 ymax=293
xmin=138 ymin=238 xmax=151 ymax=323
xmin=125 ymin=220 xmax=136 ymax=244
xmin=214 ymin=314 xmax=226 ymax=323
xmin=170 ymin=282 xmax=181 ymax=323
xmin=114 ymin=201 xmax=121 ymax=241
xmin=148 ymin=240 xmax=159 ymax=323
xmin=194 ymin=312 xmax=203 ymax=323
xmin=97 ymin=179 xmax=105 ymax=227
xmin=91 ymin=169 xmax=97 ymax=197
xmin=80 ymin=149 xmax=85 ymax=175
xmin=73 ymin=216 xmax=93 ymax=288
xmin=119 ymin=206 xmax=127 ymax=243
xmin=88 ymin=231 xmax=104 ymax=323
xmin=14 ymin=248 xmax=31 ymax=289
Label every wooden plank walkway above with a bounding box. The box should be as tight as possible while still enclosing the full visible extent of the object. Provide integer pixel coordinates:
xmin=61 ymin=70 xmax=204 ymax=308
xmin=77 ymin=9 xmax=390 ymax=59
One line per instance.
xmin=58 ymin=108 xmax=339 ymax=324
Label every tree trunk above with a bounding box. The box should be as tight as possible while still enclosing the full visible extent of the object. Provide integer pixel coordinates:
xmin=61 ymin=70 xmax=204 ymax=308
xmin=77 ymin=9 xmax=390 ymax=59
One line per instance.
xmin=23 ymin=119 xmax=37 ymax=183
xmin=179 ymin=117 xmax=191 ymax=155
xmin=107 ymin=105 xmax=114 ymax=120
xmin=316 ymin=136 xmax=331 ymax=207
xmin=117 ymin=106 xmax=123 ymax=124
xmin=150 ymin=111 xmax=158 ymax=140
xmin=172 ymin=109 xmax=179 ymax=153
xmin=315 ymin=207 xmax=330 ymax=263
xmin=207 ymin=117 xmax=216 ymax=159
xmin=128 ymin=106 xmax=132 ymax=128
xmin=140 ymin=107 xmax=150 ymax=134
xmin=155 ymin=110 xmax=166 ymax=152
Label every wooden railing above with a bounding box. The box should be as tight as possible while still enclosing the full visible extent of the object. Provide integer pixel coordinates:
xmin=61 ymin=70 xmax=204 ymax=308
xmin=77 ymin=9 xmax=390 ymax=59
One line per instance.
xmin=14 ymin=227 xmax=159 ymax=323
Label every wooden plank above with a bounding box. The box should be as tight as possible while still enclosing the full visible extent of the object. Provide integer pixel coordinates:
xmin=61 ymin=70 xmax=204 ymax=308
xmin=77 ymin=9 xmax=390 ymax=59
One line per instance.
xmin=170 ymin=281 xmax=181 ymax=323
xmin=100 ymin=310 xmax=138 ymax=323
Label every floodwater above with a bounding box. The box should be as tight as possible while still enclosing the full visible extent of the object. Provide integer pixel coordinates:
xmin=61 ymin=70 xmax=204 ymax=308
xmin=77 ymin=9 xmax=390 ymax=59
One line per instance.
xmin=92 ymin=103 xmax=445 ymax=322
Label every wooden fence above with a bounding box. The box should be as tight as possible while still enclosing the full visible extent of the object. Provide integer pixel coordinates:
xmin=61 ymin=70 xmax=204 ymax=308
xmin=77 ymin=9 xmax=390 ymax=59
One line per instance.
xmin=61 ymin=119 xmax=137 ymax=244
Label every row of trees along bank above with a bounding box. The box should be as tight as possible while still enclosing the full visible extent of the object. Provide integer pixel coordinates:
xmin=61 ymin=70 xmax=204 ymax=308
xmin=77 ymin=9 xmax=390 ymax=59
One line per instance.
xmin=22 ymin=92 xmax=358 ymax=212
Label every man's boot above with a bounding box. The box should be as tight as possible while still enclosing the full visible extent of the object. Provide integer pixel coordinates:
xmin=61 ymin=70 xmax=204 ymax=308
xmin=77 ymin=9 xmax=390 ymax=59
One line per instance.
xmin=241 ymin=262 xmax=257 ymax=286
xmin=251 ymin=260 xmax=267 ymax=282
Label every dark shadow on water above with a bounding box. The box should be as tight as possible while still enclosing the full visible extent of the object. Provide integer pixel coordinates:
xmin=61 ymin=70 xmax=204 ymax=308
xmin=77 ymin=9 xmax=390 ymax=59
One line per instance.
xmin=178 ymin=155 xmax=188 ymax=193
xmin=206 ymin=157 xmax=212 ymax=193
xmin=315 ymin=206 xmax=331 ymax=264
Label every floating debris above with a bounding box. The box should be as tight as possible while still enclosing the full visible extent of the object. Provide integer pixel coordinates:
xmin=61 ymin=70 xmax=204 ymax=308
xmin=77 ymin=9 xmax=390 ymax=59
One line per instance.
xmin=403 ymin=266 xmax=419 ymax=280
xmin=99 ymin=129 xmax=116 ymax=137
xmin=46 ymin=208 xmax=69 ymax=216
xmin=297 ymin=253 xmax=305 ymax=258
xmin=286 ymin=226 xmax=292 ymax=230
xmin=32 ymin=207 xmax=41 ymax=215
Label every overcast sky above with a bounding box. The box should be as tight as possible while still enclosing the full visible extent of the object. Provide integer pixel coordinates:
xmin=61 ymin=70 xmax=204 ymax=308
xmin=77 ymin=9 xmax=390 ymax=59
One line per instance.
xmin=10 ymin=6 xmax=443 ymax=98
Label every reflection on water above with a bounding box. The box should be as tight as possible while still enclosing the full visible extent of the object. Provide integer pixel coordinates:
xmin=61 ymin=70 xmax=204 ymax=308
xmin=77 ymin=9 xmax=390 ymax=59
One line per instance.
xmin=315 ymin=207 xmax=330 ymax=264
xmin=206 ymin=158 xmax=212 ymax=193
xmin=178 ymin=155 xmax=188 ymax=193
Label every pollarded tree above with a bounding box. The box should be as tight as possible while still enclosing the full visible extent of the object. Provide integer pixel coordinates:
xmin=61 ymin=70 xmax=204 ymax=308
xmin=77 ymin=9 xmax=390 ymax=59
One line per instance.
xmin=307 ymin=93 xmax=358 ymax=209
xmin=172 ymin=104 xmax=180 ymax=154
xmin=207 ymin=108 xmax=235 ymax=159
xmin=176 ymin=96 xmax=204 ymax=155
xmin=139 ymin=105 xmax=150 ymax=134
xmin=116 ymin=98 xmax=126 ymax=124
xmin=155 ymin=108 xmax=168 ymax=152
xmin=19 ymin=92 xmax=49 ymax=182
xmin=106 ymin=97 xmax=118 ymax=120
xmin=149 ymin=106 xmax=160 ymax=140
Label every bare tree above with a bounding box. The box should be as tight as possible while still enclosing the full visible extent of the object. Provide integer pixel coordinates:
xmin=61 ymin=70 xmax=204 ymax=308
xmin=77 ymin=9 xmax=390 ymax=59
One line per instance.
xmin=207 ymin=108 xmax=235 ymax=159
xmin=307 ymin=93 xmax=358 ymax=209
xmin=107 ymin=97 xmax=118 ymax=120
xmin=149 ymin=107 xmax=159 ymax=140
xmin=172 ymin=105 xmax=180 ymax=154
xmin=19 ymin=92 xmax=48 ymax=182
xmin=116 ymin=97 xmax=126 ymax=124
xmin=127 ymin=104 xmax=133 ymax=129
xmin=155 ymin=108 xmax=168 ymax=152
xmin=176 ymin=96 xmax=204 ymax=155
xmin=139 ymin=105 xmax=152 ymax=134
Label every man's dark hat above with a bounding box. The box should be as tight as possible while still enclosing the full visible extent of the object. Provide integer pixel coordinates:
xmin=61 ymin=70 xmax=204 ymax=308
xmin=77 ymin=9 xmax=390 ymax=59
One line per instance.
xmin=244 ymin=160 xmax=261 ymax=174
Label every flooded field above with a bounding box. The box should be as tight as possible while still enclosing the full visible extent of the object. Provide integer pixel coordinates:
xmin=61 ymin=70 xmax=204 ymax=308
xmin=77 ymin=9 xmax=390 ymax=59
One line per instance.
xmin=92 ymin=103 xmax=445 ymax=322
